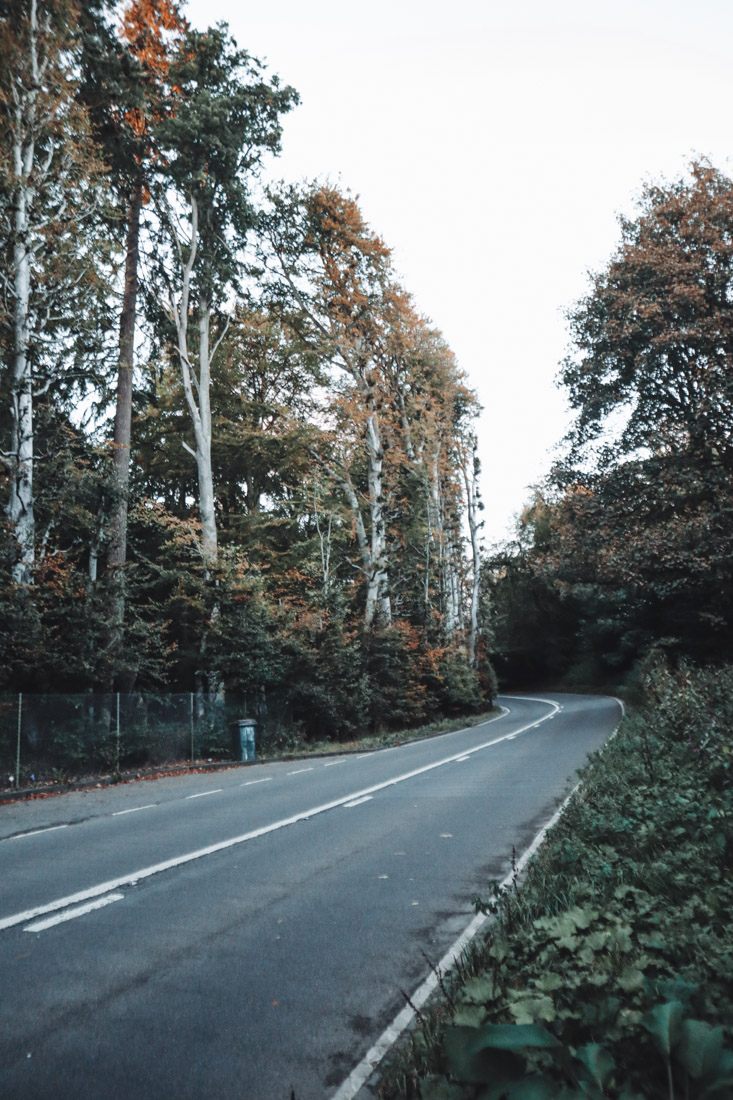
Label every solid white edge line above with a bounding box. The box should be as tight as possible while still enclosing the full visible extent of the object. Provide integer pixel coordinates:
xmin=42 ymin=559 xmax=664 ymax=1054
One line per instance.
xmin=330 ymin=697 xmax=624 ymax=1100
xmin=6 ymin=824 xmax=69 ymax=840
xmin=24 ymin=894 xmax=125 ymax=933
xmin=330 ymin=787 xmax=577 ymax=1100
xmin=112 ymin=804 xmax=156 ymax=817
xmin=0 ymin=699 xmax=556 ymax=934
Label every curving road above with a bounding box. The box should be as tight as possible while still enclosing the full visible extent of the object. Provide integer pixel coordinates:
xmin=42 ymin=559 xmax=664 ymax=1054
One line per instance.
xmin=0 ymin=692 xmax=620 ymax=1099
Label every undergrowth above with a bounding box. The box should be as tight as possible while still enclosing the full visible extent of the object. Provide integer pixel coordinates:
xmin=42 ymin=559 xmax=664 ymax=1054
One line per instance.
xmin=271 ymin=709 xmax=502 ymax=758
xmin=379 ymin=662 xmax=733 ymax=1099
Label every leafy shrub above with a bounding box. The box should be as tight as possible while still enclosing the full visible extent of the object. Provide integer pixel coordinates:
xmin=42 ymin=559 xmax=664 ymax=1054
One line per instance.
xmin=381 ymin=661 xmax=733 ymax=1099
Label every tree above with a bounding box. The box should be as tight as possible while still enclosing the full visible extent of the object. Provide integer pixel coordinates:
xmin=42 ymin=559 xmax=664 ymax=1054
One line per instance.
xmin=78 ymin=0 xmax=188 ymax=669
xmin=0 ymin=0 xmax=109 ymax=584
xmin=262 ymin=184 xmax=410 ymax=629
xmin=561 ymin=160 xmax=733 ymax=465
xmin=149 ymin=25 xmax=297 ymax=567
xmin=552 ymin=160 xmax=733 ymax=665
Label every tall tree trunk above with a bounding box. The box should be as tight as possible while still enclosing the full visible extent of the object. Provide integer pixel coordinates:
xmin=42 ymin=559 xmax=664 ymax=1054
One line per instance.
xmin=9 ymin=215 xmax=34 ymax=585
xmin=6 ymin=0 xmax=42 ymax=586
xmin=363 ymin=382 xmax=390 ymax=630
xmin=194 ymin=302 xmax=217 ymax=565
xmin=170 ymin=194 xmax=218 ymax=567
xmin=463 ymin=439 xmax=481 ymax=667
xmin=105 ymin=178 xmax=142 ymax=648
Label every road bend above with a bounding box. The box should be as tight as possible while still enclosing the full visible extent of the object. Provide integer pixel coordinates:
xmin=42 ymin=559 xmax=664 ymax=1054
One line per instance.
xmin=0 ymin=692 xmax=620 ymax=1099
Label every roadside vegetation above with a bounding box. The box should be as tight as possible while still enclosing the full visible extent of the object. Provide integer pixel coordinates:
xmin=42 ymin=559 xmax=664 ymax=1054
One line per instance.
xmin=2 ymin=705 xmax=501 ymax=798
xmin=380 ymin=661 xmax=733 ymax=1099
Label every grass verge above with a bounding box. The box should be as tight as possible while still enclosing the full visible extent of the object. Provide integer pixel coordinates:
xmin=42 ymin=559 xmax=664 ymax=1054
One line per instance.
xmin=266 ymin=708 xmax=502 ymax=758
xmin=378 ymin=664 xmax=733 ymax=1099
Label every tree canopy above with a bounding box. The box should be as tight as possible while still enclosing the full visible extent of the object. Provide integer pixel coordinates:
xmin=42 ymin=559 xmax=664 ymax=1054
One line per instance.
xmin=0 ymin=0 xmax=492 ymax=738
xmin=490 ymin=161 xmax=733 ymax=687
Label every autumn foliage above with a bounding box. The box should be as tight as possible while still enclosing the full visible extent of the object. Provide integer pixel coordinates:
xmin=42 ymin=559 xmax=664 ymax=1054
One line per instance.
xmin=0 ymin=1 xmax=492 ymax=738
xmin=490 ymin=161 xmax=733 ymax=687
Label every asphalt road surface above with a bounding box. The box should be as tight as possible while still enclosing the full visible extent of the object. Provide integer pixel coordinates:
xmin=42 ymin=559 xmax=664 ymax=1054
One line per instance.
xmin=0 ymin=692 xmax=621 ymax=1099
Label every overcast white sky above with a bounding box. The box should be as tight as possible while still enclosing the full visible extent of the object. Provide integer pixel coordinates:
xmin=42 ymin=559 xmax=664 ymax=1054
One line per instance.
xmin=185 ymin=0 xmax=733 ymax=545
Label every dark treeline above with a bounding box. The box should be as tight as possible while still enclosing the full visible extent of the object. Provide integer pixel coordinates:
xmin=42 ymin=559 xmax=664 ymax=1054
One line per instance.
xmin=0 ymin=0 xmax=495 ymax=738
xmin=488 ymin=161 xmax=733 ymax=691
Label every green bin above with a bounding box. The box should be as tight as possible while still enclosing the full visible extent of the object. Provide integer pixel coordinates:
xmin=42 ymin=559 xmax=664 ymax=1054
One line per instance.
xmin=232 ymin=718 xmax=256 ymax=762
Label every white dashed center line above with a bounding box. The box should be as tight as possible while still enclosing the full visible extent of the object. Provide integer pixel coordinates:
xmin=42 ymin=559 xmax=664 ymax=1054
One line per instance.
xmin=113 ymin=804 xmax=155 ymax=817
xmin=343 ymin=796 xmax=373 ymax=808
xmin=186 ymin=789 xmax=222 ymax=800
xmin=287 ymin=767 xmax=314 ymax=776
xmin=0 ymin=700 xmax=559 ymax=936
xmin=241 ymin=777 xmax=273 ymax=787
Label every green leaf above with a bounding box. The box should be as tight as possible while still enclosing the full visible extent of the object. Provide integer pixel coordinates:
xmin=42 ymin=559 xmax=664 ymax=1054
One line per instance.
xmin=467 ymin=1022 xmax=561 ymax=1053
xmin=574 ymin=1043 xmax=615 ymax=1090
xmin=534 ymin=972 xmax=564 ymax=993
xmin=488 ymin=939 xmax=509 ymax=963
xmin=676 ymin=1019 xmax=724 ymax=1079
xmin=460 ymin=975 xmax=500 ymax=1004
xmin=584 ymin=930 xmax=612 ymax=952
xmin=641 ymin=1001 xmax=683 ymax=1058
xmin=445 ymin=1026 xmax=523 ymax=1085
xmin=453 ymin=1003 xmax=489 ymax=1028
xmin=617 ymin=967 xmax=645 ymax=993
xmin=696 ymin=1051 xmax=733 ymax=1097
xmin=508 ymin=996 xmax=556 ymax=1025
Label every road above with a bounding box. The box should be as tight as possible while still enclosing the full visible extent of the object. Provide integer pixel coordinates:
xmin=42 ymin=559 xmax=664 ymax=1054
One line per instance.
xmin=0 ymin=692 xmax=620 ymax=1099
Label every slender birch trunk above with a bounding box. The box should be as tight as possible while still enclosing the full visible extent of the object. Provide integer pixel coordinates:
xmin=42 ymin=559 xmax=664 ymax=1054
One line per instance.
xmin=363 ymin=384 xmax=391 ymax=629
xmin=169 ymin=193 xmax=218 ymax=566
xmin=9 ymin=216 xmax=34 ymax=584
xmin=105 ymin=179 xmax=142 ymax=643
xmin=314 ymin=388 xmax=390 ymax=633
xmin=463 ymin=440 xmax=482 ymax=666
xmin=313 ymin=479 xmax=333 ymax=597
xmin=6 ymin=0 xmax=45 ymax=585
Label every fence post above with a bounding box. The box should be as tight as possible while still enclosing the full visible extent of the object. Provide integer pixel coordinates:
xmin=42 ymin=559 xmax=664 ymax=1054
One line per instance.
xmin=16 ymin=692 xmax=22 ymax=787
xmin=190 ymin=692 xmax=194 ymax=762
xmin=116 ymin=692 xmax=120 ymax=772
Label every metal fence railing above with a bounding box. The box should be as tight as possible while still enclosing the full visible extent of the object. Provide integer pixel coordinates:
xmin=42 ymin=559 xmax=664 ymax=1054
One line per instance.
xmin=0 ymin=693 xmax=254 ymax=791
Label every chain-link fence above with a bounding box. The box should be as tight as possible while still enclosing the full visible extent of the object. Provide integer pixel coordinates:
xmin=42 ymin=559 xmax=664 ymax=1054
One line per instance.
xmin=0 ymin=693 xmax=257 ymax=791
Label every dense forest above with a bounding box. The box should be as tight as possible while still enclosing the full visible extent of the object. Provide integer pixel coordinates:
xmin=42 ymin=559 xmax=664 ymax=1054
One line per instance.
xmin=0 ymin=0 xmax=494 ymax=740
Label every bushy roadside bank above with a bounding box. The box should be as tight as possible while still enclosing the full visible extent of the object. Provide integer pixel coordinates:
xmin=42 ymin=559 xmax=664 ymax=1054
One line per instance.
xmin=380 ymin=665 xmax=733 ymax=1099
